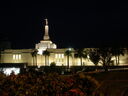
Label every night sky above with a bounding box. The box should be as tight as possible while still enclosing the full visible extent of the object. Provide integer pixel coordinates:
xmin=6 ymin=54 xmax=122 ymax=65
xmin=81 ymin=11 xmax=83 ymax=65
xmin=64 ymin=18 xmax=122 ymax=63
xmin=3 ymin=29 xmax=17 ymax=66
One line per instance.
xmin=0 ymin=1 xmax=127 ymax=49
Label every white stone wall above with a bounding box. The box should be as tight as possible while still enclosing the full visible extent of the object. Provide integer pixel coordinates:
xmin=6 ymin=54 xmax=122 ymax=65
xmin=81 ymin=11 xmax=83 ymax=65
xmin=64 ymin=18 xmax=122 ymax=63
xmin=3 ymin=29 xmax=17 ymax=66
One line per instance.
xmin=1 ymin=49 xmax=128 ymax=67
xmin=1 ymin=49 xmax=33 ymax=66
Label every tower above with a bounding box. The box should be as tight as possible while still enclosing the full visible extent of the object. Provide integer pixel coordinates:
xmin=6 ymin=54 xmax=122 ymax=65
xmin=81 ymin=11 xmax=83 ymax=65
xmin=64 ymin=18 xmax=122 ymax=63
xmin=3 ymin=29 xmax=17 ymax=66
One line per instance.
xmin=43 ymin=19 xmax=50 ymax=40
xmin=35 ymin=19 xmax=57 ymax=54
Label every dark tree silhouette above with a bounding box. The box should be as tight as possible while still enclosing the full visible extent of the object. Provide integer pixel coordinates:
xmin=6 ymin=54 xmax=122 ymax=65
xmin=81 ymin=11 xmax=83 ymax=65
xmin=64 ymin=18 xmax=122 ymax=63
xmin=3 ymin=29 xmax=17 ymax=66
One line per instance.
xmin=74 ymin=48 xmax=87 ymax=66
xmin=111 ymin=48 xmax=125 ymax=65
xmin=89 ymin=50 xmax=100 ymax=66
xmin=88 ymin=48 xmax=114 ymax=71
xmin=31 ymin=49 xmax=38 ymax=66
xmin=43 ymin=50 xmax=50 ymax=66
xmin=65 ymin=49 xmax=72 ymax=68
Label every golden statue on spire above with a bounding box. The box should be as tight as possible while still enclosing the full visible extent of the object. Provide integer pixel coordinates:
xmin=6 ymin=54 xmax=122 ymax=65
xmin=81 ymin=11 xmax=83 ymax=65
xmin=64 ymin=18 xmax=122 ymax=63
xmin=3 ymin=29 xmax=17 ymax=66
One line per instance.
xmin=45 ymin=18 xmax=48 ymax=25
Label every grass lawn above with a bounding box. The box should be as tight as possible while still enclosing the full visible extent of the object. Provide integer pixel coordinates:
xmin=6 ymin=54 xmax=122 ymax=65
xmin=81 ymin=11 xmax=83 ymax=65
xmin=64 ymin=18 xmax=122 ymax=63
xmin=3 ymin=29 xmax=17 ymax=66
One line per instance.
xmin=88 ymin=70 xmax=128 ymax=96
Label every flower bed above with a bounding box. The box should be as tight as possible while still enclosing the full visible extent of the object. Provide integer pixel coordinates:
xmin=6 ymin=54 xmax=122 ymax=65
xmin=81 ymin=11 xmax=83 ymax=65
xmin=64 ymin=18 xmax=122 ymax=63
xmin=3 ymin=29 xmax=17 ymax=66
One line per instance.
xmin=0 ymin=71 xmax=99 ymax=96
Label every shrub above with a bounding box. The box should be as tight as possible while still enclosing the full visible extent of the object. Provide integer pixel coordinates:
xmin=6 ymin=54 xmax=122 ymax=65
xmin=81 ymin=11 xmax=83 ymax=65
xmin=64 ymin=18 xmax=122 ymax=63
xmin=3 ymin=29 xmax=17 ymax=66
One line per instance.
xmin=50 ymin=62 xmax=56 ymax=67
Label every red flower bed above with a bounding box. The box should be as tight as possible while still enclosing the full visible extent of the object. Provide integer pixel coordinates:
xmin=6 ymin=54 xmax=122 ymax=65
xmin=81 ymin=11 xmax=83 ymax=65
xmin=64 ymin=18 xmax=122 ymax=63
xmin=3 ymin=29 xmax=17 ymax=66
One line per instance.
xmin=0 ymin=71 xmax=99 ymax=96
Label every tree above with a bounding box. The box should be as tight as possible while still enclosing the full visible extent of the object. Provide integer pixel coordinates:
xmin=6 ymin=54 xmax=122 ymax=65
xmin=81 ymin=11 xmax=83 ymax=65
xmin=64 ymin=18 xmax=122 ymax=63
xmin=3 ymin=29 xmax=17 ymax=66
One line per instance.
xmin=98 ymin=48 xmax=113 ymax=71
xmin=87 ymin=48 xmax=113 ymax=71
xmin=74 ymin=48 xmax=87 ymax=66
xmin=65 ymin=49 xmax=72 ymax=68
xmin=31 ymin=49 xmax=38 ymax=66
xmin=50 ymin=62 xmax=56 ymax=67
xmin=88 ymin=48 xmax=126 ymax=71
xmin=89 ymin=50 xmax=100 ymax=66
xmin=43 ymin=50 xmax=50 ymax=66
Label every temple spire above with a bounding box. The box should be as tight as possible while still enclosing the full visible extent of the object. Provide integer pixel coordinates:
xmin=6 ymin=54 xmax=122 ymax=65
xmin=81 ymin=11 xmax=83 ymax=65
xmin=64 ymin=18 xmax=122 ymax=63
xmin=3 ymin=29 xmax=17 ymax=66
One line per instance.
xmin=43 ymin=19 xmax=50 ymax=40
xmin=45 ymin=18 xmax=48 ymax=25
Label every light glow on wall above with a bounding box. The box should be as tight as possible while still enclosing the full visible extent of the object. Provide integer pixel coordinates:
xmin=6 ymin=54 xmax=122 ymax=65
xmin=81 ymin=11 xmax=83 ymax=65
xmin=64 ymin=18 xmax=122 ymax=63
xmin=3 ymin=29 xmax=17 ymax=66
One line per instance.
xmin=68 ymin=48 xmax=72 ymax=51
xmin=19 ymin=54 xmax=21 ymax=59
xmin=55 ymin=54 xmax=57 ymax=58
xmin=59 ymin=54 xmax=61 ymax=58
xmin=13 ymin=54 xmax=21 ymax=60
xmin=13 ymin=55 xmax=15 ymax=60
xmin=16 ymin=54 xmax=18 ymax=60
xmin=62 ymin=54 xmax=64 ymax=58
xmin=87 ymin=55 xmax=90 ymax=59
xmin=55 ymin=54 xmax=64 ymax=58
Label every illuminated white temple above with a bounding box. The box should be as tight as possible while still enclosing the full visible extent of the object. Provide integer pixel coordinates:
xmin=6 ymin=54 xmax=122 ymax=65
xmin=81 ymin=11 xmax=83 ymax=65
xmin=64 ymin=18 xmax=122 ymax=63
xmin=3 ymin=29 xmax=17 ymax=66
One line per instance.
xmin=35 ymin=19 xmax=57 ymax=54
xmin=1 ymin=19 xmax=128 ymax=67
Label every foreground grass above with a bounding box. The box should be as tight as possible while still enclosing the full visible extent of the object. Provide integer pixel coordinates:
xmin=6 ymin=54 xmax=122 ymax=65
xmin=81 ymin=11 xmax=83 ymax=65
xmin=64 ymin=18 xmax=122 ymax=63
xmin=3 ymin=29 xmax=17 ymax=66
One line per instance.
xmin=86 ymin=70 xmax=128 ymax=96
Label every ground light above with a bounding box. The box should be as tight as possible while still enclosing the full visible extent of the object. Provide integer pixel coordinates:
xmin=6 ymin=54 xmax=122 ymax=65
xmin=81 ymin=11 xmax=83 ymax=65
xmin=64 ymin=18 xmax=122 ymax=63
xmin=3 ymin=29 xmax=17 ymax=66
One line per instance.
xmin=0 ymin=67 xmax=20 ymax=75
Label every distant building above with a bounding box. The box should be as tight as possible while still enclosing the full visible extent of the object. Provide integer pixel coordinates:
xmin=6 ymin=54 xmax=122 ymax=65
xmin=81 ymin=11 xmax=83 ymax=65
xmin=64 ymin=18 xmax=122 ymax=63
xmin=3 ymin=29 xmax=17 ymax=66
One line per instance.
xmin=0 ymin=19 xmax=128 ymax=67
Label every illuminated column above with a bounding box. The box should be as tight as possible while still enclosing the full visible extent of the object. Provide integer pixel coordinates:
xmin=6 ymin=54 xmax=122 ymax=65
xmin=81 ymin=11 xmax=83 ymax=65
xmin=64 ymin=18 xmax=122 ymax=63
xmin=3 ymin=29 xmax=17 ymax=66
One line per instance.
xmin=43 ymin=19 xmax=50 ymax=40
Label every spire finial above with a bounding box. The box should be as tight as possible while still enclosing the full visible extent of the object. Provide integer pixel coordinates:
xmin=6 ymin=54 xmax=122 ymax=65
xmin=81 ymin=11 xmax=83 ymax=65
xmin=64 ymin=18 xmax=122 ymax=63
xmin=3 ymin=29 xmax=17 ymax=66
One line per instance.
xmin=45 ymin=18 xmax=48 ymax=25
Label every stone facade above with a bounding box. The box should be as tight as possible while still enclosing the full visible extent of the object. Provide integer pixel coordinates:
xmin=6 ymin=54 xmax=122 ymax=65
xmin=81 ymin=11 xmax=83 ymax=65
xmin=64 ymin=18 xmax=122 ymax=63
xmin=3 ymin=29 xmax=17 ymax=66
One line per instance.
xmin=1 ymin=48 xmax=128 ymax=67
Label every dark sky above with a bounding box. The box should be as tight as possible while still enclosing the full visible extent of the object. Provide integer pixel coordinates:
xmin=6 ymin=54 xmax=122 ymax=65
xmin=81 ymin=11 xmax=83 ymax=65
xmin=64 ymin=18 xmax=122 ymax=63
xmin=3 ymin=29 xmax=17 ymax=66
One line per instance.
xmin=0 ymin=0 xmax=127 ymax=49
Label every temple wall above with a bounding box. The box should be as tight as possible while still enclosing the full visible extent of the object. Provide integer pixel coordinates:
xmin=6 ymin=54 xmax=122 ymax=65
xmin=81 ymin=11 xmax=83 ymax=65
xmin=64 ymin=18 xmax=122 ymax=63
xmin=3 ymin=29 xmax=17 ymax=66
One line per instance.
xmin=1 ymin=49 xmax=128 ymax=67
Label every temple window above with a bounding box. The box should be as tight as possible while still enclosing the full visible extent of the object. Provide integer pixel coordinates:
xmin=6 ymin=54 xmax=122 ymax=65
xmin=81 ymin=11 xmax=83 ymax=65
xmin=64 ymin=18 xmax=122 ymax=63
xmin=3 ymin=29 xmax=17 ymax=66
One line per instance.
xmin=13 ymin=54 xmax=21 ymax=60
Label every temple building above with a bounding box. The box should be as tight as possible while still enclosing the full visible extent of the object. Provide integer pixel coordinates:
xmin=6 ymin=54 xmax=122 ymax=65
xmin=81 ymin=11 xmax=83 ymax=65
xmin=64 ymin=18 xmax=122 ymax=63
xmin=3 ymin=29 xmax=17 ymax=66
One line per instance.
xmin=0 ymin=19 xmax=128 ymax=67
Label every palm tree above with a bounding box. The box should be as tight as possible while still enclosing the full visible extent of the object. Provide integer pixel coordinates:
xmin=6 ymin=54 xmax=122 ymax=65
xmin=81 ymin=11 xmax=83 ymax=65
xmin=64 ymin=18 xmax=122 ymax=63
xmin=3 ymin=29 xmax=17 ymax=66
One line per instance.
xmin=65 ymin=49 xmax=72 ymax=68
xmin=111 ymin=48 xmax=125 ymax=65
xmin=43 ymin=50 xmax=50 ymax=66
xmin=31 ymin=49 xmax=38 ymax=66
xmin=74 ymin=48 xmax=87 ymax=66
